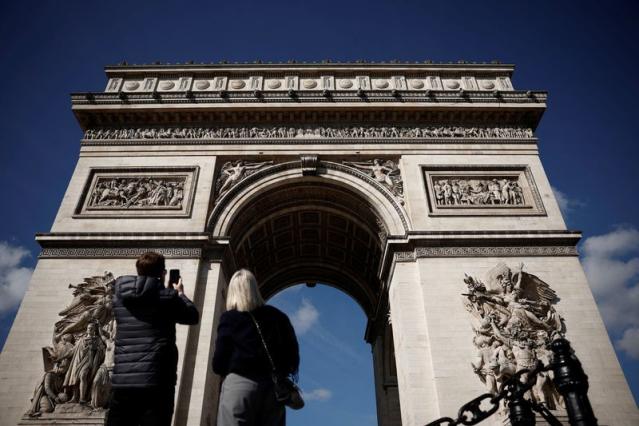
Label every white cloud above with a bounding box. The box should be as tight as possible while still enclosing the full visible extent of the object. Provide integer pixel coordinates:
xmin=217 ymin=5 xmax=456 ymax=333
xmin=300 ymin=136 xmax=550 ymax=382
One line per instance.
xmin=304 ymin=387 xmax=332 ymax=401
xmin=617 ymin=328 xmax=639 ymax=359
xmin=581 ymin=227 xmax=639 ymax=358
xmin=291 ymin=298 xmax=319 ymax=335
xmin=552 ymin=186 xmax=584 ymax=217
xmin=582 ymin=227 xmax=639 ymax=258
xmin=0 ymin=242 xmax=33 ymax=314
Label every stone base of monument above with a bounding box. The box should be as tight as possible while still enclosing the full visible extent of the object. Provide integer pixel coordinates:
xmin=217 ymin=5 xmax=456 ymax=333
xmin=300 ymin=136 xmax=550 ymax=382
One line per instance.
xmin=19 ymin=404 xmax=106 ymax=425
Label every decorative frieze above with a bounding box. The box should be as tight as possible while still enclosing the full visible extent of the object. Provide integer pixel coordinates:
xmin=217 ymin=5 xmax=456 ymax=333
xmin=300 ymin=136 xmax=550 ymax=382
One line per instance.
xmin=25 ymin=273 xmax=115 ymax=420
xmin=415 ymin=246 xmax=577 ymax=257
xmin=422 ymin=166 xmax=546 ymax=216
xmin=391 ymin=246 xmax=578 ymax=262
xmin=83 ymin=126 xmax=533 ymax=141
xmin=463 ymin=263 xmax=565 ymax=411
xmin=39 ymin=247 xmax=203 ymax=259
xmin=74 ymin=167 xmax=199 ymax=218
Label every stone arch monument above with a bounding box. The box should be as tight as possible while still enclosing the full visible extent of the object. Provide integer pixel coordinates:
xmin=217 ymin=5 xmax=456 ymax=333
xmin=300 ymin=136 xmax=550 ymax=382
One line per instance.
xmin=0 ymin=62 xmax=637 ymax=426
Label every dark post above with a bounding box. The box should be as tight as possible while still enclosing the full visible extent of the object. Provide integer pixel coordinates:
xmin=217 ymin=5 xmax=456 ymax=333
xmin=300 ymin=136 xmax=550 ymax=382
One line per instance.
xmin=507 ymin=379 xmax=535 ymax=426
xmin=550 ymin=338 xmax=598 ymax=426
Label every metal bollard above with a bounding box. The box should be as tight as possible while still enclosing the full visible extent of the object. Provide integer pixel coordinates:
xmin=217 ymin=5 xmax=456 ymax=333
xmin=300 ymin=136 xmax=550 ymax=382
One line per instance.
xmin=550 ymin=338 xmax=598 ymax=426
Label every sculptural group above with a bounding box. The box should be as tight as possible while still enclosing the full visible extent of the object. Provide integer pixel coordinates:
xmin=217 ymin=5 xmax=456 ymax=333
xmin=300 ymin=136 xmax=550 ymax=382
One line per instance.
xmin=433 ymin=177 xmax=524 ymax=206
xmin=27 ymin=273 xmax=115 ymax=417
xmin=88 ymin=177 xmax=185 ymax=209
xmin=84 ymin=126 xmax=534 ymax=140
xmin=462 ymin=263 xmax=564 ymax=411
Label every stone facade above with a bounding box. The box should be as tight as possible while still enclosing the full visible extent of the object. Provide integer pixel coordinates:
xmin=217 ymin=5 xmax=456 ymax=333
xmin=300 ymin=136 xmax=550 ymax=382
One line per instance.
xmin=0 ymin=62 xmax=637 ymax=426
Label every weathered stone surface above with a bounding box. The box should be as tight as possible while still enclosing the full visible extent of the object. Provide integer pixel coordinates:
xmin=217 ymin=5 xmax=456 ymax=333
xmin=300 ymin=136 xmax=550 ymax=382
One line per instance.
xmin=0 ymin=62 xmax=636 ymax=426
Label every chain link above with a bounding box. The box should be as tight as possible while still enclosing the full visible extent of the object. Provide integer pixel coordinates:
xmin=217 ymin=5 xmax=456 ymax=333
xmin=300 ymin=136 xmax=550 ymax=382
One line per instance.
xmin=425 ymin=362 xmax=557 ymax=426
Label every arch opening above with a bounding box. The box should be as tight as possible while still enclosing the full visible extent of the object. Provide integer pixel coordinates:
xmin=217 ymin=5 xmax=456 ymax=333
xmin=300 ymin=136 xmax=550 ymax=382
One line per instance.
xmin=212 ymin=170 xmax=404 ymax=426
xmin=226 ymin=180 xmax=384 ymax=317
xmin=267 ymin=284 xmax=377 ymax=425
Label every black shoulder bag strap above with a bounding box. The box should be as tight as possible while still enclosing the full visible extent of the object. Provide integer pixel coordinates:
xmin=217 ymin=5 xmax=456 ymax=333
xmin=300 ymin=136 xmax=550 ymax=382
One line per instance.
xmin=248 ymin=312 xmax=277 ymax=374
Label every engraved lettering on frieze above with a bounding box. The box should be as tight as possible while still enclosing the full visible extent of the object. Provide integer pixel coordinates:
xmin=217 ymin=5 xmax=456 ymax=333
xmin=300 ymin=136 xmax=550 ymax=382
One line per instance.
xmin=214 ymin=77 xmax=226 ymax=89
xmin=433 ymin=176 xmax=524 ymax=206
xmin=321 ymin=76 xmax=333 ymax=90
xmin=463 ymin=263 xmax=565 ymax=412
xmin=357 ymin=76 xmax=369 ymax=90
xmin=344 ymin=159 xmax=404 ymax=202
xmin=143 ymin=78 xmax=156 ymax=91
xmin=106 ymin=78 xmax=121 ymax=92
xmin=215 ymin=160 xmax=274 ymax=200
xmin=392 ymin=76 xmax=406 ymax=90
xmin=88 ymin=176 xmax=186 ymax=209
xmin=26 ymin=272 xmax=115 ymax=418
xmin=250 ymin=76 xmax=261 ymax=90
xmin=179 ymin=77 xmax=190 ymax=90
xmin=285 ymin=76 xmax=297 ymax=90
xmin=376 ymin=217 xmax=388 ymax=245
xmin=83 ymin=126 xmax=534 ymax=141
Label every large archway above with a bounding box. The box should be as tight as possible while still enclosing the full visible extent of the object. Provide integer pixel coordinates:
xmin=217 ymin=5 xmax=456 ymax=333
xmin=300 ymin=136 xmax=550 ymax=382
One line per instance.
xmin=208 ymin=161 xmax=406 ymax=426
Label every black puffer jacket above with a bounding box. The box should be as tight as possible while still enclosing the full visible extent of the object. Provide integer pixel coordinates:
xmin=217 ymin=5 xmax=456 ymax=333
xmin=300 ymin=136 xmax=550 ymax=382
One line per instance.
xmin=112 ymin=275 xmax=199 ymax=388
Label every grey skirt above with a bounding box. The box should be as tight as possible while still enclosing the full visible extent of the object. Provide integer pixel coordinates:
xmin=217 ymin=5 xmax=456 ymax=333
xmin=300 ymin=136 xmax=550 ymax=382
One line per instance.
xmin=217 ymin=373 xmax=285 ymax=426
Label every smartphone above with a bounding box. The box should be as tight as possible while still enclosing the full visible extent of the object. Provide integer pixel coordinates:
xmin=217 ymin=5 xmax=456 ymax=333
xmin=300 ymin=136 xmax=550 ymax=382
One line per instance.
xmin=169 ymin=269 xmax=180 ymax=286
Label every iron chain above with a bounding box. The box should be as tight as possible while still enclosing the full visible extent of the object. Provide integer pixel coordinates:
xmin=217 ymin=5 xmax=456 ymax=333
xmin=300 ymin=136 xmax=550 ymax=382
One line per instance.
xmin=424 ymin=362 xmax=554 ymax=426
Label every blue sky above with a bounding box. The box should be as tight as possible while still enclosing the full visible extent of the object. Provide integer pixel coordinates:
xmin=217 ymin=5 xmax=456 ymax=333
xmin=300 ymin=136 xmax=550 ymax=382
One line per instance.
xmin=1 ymin=0 xmax=638 ymax=420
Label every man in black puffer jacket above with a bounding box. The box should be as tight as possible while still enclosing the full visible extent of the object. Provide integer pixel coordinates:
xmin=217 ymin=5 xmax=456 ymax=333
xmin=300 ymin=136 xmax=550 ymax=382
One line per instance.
xmin=106 ymin=251 xmax=199 ymax=426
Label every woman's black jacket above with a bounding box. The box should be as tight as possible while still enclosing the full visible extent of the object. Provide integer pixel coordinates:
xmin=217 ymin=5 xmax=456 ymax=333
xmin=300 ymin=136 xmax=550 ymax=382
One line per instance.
xmin=213 ymin=305 xmax=299 ymax=381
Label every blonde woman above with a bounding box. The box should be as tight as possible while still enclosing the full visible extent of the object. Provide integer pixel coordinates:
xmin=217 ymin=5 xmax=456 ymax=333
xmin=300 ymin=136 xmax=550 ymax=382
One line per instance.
xmin=213 ymin=269 xmax=300 ymax=426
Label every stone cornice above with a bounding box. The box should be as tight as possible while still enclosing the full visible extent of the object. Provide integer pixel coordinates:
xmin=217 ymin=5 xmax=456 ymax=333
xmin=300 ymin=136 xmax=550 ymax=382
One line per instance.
xmin=72 ymin=91 xmax=546 ymax=130
xmin=35 ymin=232 xmax=226 ymax=259
xmin=73 ymin=90 xmax=545 ymax=106
xmin=378 ymin=230 xmax=581 ymax=281
xmin=104 ymin=62 xmax=516 ymax=75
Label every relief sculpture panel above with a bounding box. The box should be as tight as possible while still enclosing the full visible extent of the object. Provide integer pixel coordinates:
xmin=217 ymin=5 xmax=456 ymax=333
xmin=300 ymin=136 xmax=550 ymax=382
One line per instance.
xmin=83 ymin=125 xmax=534 ymax=141
xmin=423 ymin=166 xmax=545 ymax=216
xmin=75 ymin=167 xmax=199 ymax=218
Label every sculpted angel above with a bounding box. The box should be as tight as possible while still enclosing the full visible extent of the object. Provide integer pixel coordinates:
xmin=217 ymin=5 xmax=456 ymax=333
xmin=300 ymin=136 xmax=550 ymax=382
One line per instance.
xmin=344 ymin=159 xmax=403 ymax=199
xmin=216 ymin=160 xmax=273 ymax=198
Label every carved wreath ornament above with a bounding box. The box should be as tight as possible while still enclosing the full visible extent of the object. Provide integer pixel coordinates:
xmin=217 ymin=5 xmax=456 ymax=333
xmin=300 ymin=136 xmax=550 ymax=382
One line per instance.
xmin=26 ymin=273 xmax=115 ymax=419
xmin=462 ymin=263 xmax=566 ymax=412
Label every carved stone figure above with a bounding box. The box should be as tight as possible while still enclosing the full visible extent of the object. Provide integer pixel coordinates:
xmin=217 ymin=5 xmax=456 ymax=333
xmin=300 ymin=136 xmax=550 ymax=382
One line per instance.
xmin=433 ymin=177 xmax=524 ymax=206
xmin=84 ymin=126 xmax=534 ymax=141
xmin=63 ymin=322 xmax=106 ymax=404
xmin=215 ymin=160 xmax=273 ymax=199
xmin=344 ymin=159 xmax=404 ymax=201
xmin=462 ymin=263 xmax=564 ymax=411
xmin=25 ymin=273 xmax=115 ymax=418
xmin=27 ymin=335 xmax=75 ymax=416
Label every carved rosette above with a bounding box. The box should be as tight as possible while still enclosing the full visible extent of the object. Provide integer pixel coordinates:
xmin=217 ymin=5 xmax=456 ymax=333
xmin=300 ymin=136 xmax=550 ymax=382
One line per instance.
xmin=25 ymin=272 xmax=115 ymax=420
xmin=462 ymin=263 xmax=565 ymax=412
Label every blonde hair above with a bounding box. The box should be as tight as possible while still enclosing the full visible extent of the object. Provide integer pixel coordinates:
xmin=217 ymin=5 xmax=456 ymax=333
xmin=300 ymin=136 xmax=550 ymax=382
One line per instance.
xmin=226 ymin=269 xmax=264 ymax=312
